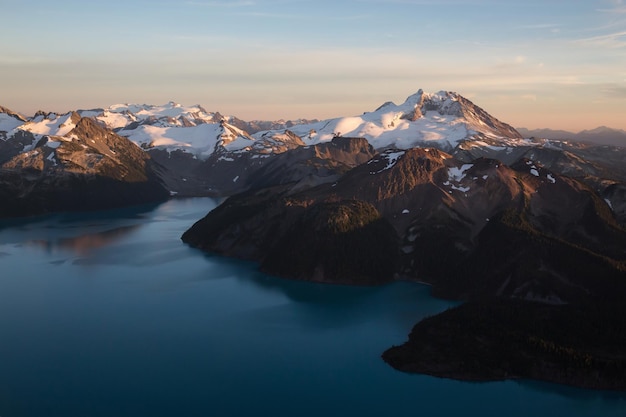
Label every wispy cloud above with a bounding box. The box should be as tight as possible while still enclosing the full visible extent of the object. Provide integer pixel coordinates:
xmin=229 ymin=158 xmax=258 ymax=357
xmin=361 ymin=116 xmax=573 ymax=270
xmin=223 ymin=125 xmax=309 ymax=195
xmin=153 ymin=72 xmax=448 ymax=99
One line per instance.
xmin=228 ymin=10 xmax=369 ymax=21
xmin=598 ymin=0 xmax=626 ymax=14
xmin=601 ymin=83 xmax=626 ymax=98
xmin=577 ymin=30 xmax=626 ymax=48
xmin=516 ymin=23 xmax=561 ymax=30
xmin=230 ymin=11 xmax=301 ymax=19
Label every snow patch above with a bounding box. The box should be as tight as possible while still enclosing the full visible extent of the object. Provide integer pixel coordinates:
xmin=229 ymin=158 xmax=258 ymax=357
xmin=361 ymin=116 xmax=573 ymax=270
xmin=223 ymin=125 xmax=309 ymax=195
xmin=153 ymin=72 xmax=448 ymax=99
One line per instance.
xmin=447 ymin=164 xmax=473 ymax=182
xmin=547 ymin=174 xmax=556 ymax=184
xmin=46 ymin=152 xmax=57 ymax=166
xmin=401 ymin=246 xmax=414 ymax=254
xmin=20 ymin=113 xmax=76 ymax=137
xmin=370 ymin=151 xmax=405 ymax=174
xmin=450 ymin=185 xmax=471 ymax=192
xmin=45 ymin=139 xmax=62 ymax=149
xmin=0 ymin=114 xmax=24 ymax=132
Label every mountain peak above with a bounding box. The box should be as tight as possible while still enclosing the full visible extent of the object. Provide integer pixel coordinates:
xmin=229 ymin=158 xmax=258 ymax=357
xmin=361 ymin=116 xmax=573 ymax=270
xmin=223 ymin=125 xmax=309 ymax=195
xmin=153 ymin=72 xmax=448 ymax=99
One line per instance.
xmin=0 ymin=105 xmax=27 ymax=121
xmin=402 ymin=89 xmax=425 ymax=106
xmin=580 ymin=126 xmax=626 ymax=135
xmin=0 ymin=106 xmax=27 ymax=133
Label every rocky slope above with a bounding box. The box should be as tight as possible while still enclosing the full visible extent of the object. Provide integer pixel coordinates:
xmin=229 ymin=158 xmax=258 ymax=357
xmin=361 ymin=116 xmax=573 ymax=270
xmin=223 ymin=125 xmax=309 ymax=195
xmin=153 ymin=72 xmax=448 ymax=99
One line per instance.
xmin=0 ymin=111 xmax=168 ymax=216
xmin=182 ymin=146 xmax=626 ymax=299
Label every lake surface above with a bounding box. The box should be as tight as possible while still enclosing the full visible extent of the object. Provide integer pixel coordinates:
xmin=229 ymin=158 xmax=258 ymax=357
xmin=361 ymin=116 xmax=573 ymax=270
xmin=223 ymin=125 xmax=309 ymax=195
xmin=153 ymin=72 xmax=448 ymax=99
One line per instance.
xmin=0 ymin=197 xmax=624 ymax=417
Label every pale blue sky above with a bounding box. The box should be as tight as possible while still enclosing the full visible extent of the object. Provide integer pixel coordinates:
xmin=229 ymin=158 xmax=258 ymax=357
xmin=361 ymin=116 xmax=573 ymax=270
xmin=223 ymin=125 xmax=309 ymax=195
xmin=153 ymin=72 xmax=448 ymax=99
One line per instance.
xmin=2 ymin=0 xmax=625 ymax=130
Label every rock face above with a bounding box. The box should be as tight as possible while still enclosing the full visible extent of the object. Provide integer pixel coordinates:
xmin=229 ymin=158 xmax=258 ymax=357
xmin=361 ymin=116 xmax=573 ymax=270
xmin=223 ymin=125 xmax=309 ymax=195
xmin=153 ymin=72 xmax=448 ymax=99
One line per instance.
xmin=0 ymin=114 xmax=168 ymax=217
xmin=181 ymin=137 xmax=392 ymax=284
xmin=183 ymin=193 xmax=397 ymax=284
xmin=182 ymin=146 xmax=626 ymax=299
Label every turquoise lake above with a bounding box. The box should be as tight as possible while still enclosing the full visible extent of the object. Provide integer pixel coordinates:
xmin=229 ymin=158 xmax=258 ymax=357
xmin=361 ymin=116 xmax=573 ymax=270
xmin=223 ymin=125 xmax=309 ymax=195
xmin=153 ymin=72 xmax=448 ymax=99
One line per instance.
xmin=0 ymin=197 xmax=624 ymax=417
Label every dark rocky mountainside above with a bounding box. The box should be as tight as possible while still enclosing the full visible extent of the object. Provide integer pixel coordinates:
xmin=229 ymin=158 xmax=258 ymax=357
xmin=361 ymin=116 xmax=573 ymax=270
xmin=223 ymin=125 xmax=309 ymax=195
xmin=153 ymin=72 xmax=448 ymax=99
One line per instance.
xmin=183 ymin=146 xmax=626 ymax=300
xmin=454 ymin=139 xmax=626 ymax=224
xmin=0 ymin=115 xmax=168 ymax=216
xmin=182 ymin=143 xmax=626 ymax=390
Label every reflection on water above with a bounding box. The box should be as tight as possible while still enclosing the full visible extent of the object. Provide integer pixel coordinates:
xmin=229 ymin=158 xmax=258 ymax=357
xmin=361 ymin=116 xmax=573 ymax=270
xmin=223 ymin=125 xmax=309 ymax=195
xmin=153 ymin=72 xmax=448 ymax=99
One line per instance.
xmin=26 ymin=224 xmax=141 ymax=255
xmin=0 ymin=197 xmax=625 ymax=417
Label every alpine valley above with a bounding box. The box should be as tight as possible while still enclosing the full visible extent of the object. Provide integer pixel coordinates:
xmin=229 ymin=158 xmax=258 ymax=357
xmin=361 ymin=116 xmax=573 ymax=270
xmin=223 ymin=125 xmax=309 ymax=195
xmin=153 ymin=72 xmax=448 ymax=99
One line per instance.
xmin=2 ymin=90 xmax=626 ymax=390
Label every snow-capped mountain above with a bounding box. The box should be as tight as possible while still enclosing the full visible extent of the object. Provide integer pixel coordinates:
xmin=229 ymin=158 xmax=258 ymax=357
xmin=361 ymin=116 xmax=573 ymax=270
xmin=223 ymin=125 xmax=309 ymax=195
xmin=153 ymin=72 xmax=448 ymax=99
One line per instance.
xmin=282 ymin=90 xmax=523 ymax=151
xmin=85 ymin=101 xmax=316 ymax=159
xmin=0 ymin=111 xmax=168 ymax=217
xmin=86 ymin=101 xmax=219 ymax=129
xmin=0 ymin=90 xmax=525 ymax=163
xmin=84 ymin=102 xmax=252 ymax=159
xmin=0 ymin=106 xmax=27 ymax=136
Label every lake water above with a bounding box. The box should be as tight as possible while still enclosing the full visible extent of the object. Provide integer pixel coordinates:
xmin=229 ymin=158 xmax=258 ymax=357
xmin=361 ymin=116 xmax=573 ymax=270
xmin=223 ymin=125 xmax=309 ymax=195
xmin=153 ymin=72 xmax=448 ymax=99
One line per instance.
xmin=0 ymin=197 xmax=624 ymax=417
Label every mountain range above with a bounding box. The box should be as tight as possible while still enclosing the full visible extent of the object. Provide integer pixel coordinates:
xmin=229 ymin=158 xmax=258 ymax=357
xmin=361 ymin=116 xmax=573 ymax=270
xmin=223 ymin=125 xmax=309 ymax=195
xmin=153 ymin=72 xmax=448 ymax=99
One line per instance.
xmin=517 ymin=126 xmax=626 ymax=147
xmin=2 ymin=90 xmax=626 ymax=390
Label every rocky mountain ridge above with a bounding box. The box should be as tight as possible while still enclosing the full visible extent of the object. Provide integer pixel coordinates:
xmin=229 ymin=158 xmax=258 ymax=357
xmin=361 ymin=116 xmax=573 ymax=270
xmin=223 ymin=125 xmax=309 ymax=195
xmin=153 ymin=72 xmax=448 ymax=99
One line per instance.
xmin=182 ymin=144 xmax=625 ymax=299
xmin=0 ymin=112 xmax=168 ymax=217
xmin=517 ymin=126 xmax=626 ymax=147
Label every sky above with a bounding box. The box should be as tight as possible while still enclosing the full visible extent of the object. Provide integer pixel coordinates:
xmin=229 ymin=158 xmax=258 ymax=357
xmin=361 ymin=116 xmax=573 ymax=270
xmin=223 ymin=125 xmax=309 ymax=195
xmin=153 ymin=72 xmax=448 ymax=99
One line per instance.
xmin=1 ymin=0 xmax=625 ymax=131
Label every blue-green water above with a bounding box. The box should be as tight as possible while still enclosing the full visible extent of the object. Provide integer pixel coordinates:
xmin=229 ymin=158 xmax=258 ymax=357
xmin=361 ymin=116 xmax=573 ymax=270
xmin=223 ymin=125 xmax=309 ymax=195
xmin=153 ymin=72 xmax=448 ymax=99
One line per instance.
xmin=0 ymin=198 xmax=624 ymax=417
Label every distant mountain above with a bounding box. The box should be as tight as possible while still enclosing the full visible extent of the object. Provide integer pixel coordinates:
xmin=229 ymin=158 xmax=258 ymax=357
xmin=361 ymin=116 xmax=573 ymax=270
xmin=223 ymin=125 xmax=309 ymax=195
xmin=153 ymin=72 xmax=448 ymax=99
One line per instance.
xmin=272 ymin=89 xmax=523 ymax=151
xmin=86 ymin=101 xmax=317 ymax=157
xmin=92 ymin=92 xmax=522 ymax=159
xmin=518 ymin=126 xmax=626 ymax=147
xmin=0 ymin=111 xmax=168 ymax=217
xmin=0 ymin=106 xmax=27 ymax=137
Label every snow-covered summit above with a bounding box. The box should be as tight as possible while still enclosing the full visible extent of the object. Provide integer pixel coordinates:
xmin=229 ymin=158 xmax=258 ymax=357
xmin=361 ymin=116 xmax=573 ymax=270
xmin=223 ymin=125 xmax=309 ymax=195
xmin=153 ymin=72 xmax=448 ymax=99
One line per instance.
xmin=274 ymin=90 xmax=523 ymax=152
xmin=0 ymin=106 xmax=27 ymax=133
xmin=1 ymin=111 xmax=81 ymax=146
xmin=91 ymin=102 xmax=221 ymax=130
